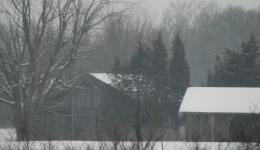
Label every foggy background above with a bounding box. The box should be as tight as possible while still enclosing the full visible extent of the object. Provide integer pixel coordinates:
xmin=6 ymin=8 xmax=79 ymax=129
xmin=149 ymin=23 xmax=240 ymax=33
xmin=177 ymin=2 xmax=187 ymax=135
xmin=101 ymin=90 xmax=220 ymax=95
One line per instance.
xmin=77 ymin=0 xmax=260 ymax=86
xmin=136 ymin=0 xmax=260 ymax=14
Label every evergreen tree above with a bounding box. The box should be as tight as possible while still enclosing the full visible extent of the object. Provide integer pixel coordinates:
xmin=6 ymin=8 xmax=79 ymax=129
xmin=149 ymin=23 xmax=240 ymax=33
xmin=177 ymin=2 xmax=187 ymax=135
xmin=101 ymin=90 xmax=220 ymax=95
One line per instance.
xmin=208 ymin=33 xmax=260 ymax=87
xmin=150 ymin=32 xmax=168 ymax=101
xmin=112 ymin=56 xmax=122 ymax=73
xmin=206 ymin=69 xmax=213 ymax=86
xmin=207 ymin=56 xmax=227 ymax=87
xmin=240 ymin=34 xmax=259 ymax=86
xmin=109 ymin=40 xmax=159 ymax=143
xmin=169 ymin=33 xmax=190 ymax=101
xmin=129 ymin=41 xmax=150 ymax=74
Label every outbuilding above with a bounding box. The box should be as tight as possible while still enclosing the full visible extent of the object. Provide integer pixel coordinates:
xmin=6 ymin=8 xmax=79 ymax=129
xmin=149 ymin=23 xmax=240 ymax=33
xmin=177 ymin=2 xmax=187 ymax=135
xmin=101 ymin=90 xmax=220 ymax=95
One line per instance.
xmin=179 ymin=87 xmax=260 ymax=142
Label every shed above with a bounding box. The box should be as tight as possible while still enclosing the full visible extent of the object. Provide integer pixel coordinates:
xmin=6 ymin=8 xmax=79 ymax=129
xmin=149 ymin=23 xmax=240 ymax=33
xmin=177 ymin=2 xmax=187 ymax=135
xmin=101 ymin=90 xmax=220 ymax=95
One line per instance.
xmin=179 ymin=87 xmax=260 ymax=142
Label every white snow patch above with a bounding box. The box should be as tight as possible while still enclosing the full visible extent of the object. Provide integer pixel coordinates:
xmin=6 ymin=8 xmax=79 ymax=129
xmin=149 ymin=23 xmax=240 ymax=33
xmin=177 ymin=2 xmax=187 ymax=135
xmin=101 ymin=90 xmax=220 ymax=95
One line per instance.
xmin=180 ymin=87 xmax=260 ymax=114
xmin=89 ymin=73 xmax=113 ymax=85
xmin=0 ymin=128 xmax=16 ymax=141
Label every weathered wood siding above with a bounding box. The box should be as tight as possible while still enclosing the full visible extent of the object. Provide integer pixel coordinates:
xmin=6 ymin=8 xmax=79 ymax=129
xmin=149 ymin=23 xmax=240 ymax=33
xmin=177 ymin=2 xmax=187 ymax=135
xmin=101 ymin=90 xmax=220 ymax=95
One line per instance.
xmin=0 ymin=103 xmax=12 ymax=127
xmin=183 ymin=113 xmax=234 ymax=142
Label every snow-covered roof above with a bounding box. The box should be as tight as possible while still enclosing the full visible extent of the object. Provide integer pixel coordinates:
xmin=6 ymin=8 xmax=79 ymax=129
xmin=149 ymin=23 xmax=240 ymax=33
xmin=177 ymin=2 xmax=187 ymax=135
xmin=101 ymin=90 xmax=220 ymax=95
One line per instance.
xmin=179 ymin=87 xmax=260 ymax=114
xmin=89 ymin=73 xmax=113 ymax=85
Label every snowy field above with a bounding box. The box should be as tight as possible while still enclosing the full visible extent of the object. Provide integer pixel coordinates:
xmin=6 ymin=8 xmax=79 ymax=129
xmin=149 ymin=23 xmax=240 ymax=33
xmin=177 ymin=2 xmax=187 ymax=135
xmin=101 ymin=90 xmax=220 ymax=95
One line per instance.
xmin=0 ymin=128 xmax=16 ymax=141
xmin=0 ymin=141 xmax=259 ymax=150
xmin=0 ymin=129 xmax=259 ymax=150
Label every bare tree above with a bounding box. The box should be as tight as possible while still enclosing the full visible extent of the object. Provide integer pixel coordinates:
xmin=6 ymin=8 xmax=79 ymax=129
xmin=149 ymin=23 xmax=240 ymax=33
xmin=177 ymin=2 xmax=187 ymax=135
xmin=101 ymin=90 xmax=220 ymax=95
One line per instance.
xmin=162 ymin=0 xmax=205 ymax=35
xmin=0 ymin=0 xmax=129 ymax=140
xmin=91 ymin=10 xmax=156 ymax=71
xmin=161 ymin=0 xmax=218 ymax=50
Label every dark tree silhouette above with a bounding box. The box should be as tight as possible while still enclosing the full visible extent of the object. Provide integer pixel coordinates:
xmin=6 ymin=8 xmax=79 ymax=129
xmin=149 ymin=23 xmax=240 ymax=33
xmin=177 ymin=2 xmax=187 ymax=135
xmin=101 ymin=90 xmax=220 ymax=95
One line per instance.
xmin=150 ymin=32 xmax=168 ymax=102
xmin=208 ymin=33 xmax=260 ymax=87
xmin=112 ymin=56 xmax=122 ymax=73
xmin=169 ymin=33 xmax=190 ymax=101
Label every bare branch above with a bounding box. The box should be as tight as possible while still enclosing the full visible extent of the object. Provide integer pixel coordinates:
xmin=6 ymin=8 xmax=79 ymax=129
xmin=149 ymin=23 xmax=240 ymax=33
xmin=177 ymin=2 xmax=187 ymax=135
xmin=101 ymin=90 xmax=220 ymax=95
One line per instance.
xmin=0 ymin=97 xmax=14 ymax=105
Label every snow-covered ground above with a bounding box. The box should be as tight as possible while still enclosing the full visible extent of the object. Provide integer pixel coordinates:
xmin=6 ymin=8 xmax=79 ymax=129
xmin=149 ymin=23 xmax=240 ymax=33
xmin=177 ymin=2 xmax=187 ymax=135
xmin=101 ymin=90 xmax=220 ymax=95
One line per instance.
xmin=0 ymin=129 xmax=259 ymax=150
xmin=0 ymin=128 xmax=16 ymax=141
xmin=0 ymin=141 xmax=259 ymax=150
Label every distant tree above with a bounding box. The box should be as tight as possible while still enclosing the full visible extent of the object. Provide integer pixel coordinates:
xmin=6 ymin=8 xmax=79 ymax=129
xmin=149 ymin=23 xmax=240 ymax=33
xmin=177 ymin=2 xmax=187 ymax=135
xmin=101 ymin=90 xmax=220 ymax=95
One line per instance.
xmin=111 ymin=40 xmax=153 ymax=95
xmin=128 ymin=41 xmax=159 ymax=147
xmin=206 ymin=69 xmax=213 ymax=86
xmin=169 ymin=33 xmax=190 ymax=101
xmin=125 ymin=40 xmax=151 ymax=74
xmin=240 ymin=34 xmax=260 ymax=86
xmin=108 ymin=40 xmax=162 ymax=145
xmin=112 ymin=56 xmax=122 ymax=73
xmin=209 ymin=50 xmax=243 ymax=86
xmin=150 ymin=32 xmax=168 ymax=101
xmin=208 ymin=33 xmax=260 ymax=87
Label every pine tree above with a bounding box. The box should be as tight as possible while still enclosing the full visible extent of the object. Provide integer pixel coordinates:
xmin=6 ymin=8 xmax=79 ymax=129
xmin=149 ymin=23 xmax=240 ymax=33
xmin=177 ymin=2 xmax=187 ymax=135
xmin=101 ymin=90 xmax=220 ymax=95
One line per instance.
xmin=169 ymin=33 xmax=190 ymax=101
xmin=110 ymin=40 xmax=158 ymax=143
xmin=150 ymin=32 xmax=168 ymax=101
xmin=210 ymin=50 xmax=245 ymax=87
xmin=112 ymin=56 xmax=122 ymax=73
xmin=208 ymin=33 xmax=260 ymax=87
xmin=207 ymin=56 xmax=227 ymax=87
xmin=129 ymin=41 xmax=150 ymax=74
xmin=207 ymin=69 xmax=213 ymax=86
xmin=240 ymin=34 xmax=259 ymax=86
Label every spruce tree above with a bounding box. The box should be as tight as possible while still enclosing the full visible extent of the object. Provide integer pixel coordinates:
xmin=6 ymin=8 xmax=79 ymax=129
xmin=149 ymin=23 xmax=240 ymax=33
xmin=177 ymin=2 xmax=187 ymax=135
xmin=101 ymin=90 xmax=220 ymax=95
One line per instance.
xmin=169 ymin=33 xmax=190 ymax=101
xmin=208 ymin=49 xmax=245 ymax=87
xmin=129 ymin=41 xmax=150 ymax=74
xmin=111 ymin=40 xmax=154 ymax=97
xmin=112 ymin=56 xmax=122 ymax=73
xmin=150 ymin=32 xmax=168 ymax=101
xmin=110 ymin=40 xmax=157 ymax=142
xmin=207 ymin=69 xmax=213 ymax=86
xmin=240 ymin=34 xmax=259 ymax=86
xmin=208 ymin=33 xmax=260 ymax=87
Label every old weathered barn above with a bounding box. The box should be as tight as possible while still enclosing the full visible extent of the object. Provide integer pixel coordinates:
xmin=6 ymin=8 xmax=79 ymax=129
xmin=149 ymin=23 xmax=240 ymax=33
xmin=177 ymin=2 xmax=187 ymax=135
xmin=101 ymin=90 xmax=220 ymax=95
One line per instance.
xmin=179 ymin=87 xmax=260 ymax=142
xmin=0 ymin=73 xmax=135 ymax=140
xmin=0 ymin=73 xmax=175 ymax=141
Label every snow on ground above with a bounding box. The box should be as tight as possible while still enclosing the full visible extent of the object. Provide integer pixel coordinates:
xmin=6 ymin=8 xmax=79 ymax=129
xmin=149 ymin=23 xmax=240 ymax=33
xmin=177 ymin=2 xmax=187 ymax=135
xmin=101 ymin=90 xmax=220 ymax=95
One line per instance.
xmin=0 ymin=129 xmax=259 ymax=150
xmin=0 ymin=141 xmax=259 ymax=150
xmin=0 ymin=128 xmax=16 ymax=141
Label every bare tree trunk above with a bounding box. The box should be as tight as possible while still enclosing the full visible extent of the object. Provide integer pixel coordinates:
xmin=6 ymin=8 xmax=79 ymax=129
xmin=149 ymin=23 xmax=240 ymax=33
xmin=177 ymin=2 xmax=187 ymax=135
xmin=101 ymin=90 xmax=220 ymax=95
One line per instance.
xmin=12 ymin=104 xmax=29 ymax=141
xmin=135 ymin=75 xmax=142 ymax=150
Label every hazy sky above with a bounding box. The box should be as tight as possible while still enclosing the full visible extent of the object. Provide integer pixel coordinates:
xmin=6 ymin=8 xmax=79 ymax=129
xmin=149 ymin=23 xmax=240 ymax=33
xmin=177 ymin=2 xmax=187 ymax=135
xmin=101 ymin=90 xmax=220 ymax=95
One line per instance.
xmin=141 ymin=0 xmax=260 ymax=14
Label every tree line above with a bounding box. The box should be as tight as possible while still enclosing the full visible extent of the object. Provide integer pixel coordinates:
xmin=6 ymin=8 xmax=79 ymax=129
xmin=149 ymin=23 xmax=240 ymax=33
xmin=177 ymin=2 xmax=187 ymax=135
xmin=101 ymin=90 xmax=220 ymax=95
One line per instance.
xmin=112 ymin=32 xmax=190 ymax=103
xmin=207 ymin=33 xmax=260 ymax=87
xmin=102 ymin=32 xmax=190 ymax=141
xmin=91 ymin=2 xmax=260 ymax=85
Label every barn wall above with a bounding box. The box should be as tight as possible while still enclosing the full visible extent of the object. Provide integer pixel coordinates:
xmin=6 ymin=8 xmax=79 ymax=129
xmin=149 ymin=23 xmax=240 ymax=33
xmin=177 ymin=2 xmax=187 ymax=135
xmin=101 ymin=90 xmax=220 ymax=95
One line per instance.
xmin=183 ymin=113 xmax=211 ymax=141
xmin=183 ymin=113 xmax=233 ymax=142
xmin=26 ymin=86 xmax=104 ymax=140
xmin=27 ymin=81 xmax=134 ymax=141
xmin=0 ymin=103 xmax=12 ymax=128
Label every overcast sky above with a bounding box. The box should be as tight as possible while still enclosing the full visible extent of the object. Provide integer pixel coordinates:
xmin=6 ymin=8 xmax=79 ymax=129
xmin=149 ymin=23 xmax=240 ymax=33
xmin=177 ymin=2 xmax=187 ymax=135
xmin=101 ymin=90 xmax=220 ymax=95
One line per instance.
xmin=141 ymin=0 xmax=260 ymax=14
